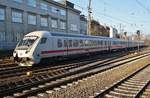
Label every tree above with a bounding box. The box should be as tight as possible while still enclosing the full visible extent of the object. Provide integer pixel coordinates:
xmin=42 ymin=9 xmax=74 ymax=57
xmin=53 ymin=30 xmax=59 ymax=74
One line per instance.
xmin=91 ymin=19 xmax=110 ymax=37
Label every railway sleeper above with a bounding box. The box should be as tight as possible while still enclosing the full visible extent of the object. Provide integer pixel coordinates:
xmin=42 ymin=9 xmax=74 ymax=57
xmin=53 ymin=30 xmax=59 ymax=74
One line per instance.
xmin=108 ymin=91 xmax=135 ymax=98
xmin=113 ymin=88 xmax=138 ymax=94
xmin=121 ymin=83 xmax=143 ymax=88
xmin=105 ymin=94 xmax=122 ymax=98
xmin=117 ymin=85 xmax=141 ymax=91
xmin=124 ymin=81 xmax=146 ymax=86
xmin=127 ymin=80 xmax=148 ymax=84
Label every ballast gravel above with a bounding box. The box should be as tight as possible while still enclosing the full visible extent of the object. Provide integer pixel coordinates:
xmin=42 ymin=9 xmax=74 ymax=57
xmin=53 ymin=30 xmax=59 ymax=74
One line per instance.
xmin=34 ymin=55 xmax=150 ymax=98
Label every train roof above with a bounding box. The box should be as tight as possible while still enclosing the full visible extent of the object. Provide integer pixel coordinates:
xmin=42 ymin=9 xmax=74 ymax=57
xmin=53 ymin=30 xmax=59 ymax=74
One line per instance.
xmin=51 ymin=32 xmax=109 ymax=39
xmin=26 ymin=31 xmax=143 ymax=42
xmin=26 ymin=31 xmax=111 ymax=39
xmin=50 ymin=32 xmax=128 ymax=41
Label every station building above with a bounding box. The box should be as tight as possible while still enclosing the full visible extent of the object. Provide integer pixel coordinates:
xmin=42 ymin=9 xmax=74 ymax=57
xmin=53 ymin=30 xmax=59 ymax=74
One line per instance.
xmin=0 ymin=0 xmax=81 ymax=50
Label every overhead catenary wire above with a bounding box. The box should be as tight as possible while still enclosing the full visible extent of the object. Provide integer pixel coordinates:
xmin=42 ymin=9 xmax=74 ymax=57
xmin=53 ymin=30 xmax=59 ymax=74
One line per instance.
xmin=136 ymin=0 xmax=150 ymax=14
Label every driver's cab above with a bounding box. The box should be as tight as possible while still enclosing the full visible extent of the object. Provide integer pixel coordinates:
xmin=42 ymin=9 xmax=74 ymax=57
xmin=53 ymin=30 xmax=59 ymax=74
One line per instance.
xmin=17 ymin=36 xmax=38 ymax=50
xmin=13 ymin=31 xmax=49 ymax=66
xmin=13 ymin=35 xmax=39 ymax=64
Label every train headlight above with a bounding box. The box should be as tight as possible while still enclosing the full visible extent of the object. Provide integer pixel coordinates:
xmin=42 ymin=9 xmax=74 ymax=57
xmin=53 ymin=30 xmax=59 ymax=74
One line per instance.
xmin=26 ymin=61 xmax=34 ymax=67
xmin=29 ymin=61 xmax=34 ymax=65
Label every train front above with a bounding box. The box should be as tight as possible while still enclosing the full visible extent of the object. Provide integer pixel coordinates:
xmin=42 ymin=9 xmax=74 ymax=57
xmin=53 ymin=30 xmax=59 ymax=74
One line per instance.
xmin=13 ymin=35 xmax=39 ymax=66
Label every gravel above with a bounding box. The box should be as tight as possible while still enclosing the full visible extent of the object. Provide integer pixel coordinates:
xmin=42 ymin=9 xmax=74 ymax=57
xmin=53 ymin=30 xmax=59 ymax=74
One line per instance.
xmin=38 ymin=55 xmax=150 ymax=98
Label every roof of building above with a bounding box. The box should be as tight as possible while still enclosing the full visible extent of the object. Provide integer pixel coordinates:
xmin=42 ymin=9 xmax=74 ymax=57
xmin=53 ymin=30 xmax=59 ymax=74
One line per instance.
xmin=45 ymin=0 xmax=81 ymax=14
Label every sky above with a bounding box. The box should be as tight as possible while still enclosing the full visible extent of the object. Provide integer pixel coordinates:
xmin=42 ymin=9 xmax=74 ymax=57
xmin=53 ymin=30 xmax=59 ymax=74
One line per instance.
xmin=55 ymin=0 xmax=150 ymax=35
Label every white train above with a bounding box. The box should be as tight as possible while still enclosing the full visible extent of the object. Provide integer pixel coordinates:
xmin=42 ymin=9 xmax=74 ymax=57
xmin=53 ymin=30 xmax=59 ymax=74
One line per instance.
xmin=13 ymin=31 xmax=144 ymax=66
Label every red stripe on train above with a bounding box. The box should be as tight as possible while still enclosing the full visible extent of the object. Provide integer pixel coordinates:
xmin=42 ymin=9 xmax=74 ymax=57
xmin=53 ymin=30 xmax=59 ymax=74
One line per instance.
xmin=41 ymin=45 xmax=125 ymax=54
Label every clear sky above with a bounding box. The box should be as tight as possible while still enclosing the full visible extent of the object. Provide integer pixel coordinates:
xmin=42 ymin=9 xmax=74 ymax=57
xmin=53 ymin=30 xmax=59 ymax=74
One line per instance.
xmin=56 ymin=0 xmax=150 ymax=35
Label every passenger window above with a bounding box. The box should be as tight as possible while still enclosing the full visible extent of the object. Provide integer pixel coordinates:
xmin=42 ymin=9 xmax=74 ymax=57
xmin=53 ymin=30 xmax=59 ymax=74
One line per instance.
xmin=73 ymin=40 xmax=78 ymax=47
xmin=69 ymin=40 xmax=72 ymax=47
xmin=64 ymin=40 xmax=68 ymax=47
xmin=40 ymin=38 xmax=47 ymax=44
xmin=58 ymin=39 xmax=62 ymax=48
xmin=80 ymin=40 xmax=83 ymax=46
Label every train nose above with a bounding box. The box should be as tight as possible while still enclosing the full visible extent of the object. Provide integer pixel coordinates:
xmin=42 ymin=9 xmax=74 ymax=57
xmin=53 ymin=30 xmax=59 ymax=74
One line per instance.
xmin=14 ymin=53 xmax=19 ymax=62
xmin=13 ymin=50 xmax=17 ymax=57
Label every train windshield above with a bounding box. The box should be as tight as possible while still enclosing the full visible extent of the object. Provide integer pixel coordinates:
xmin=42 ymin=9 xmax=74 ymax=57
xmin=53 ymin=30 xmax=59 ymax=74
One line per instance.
xmin=17 ymin=36 xmax=38 ymax=49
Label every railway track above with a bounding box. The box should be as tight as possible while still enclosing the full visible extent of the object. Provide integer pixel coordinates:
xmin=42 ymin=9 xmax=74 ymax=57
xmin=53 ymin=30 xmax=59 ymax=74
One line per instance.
xmin=0 ymin=49 xmax=148 ymax=80
xmin=0 ymin=48 xmax=148 ymax=79
xmin=0 ymin=51 xmax=127 ymax=79
xmin=93 ymin=63 xmax=150 ymax=98
xmin=0 ymin=50 xmax=146 ymax=81
xmin=0 ymin=58 xmax=13 ymax=65
xmin=1 ymin=51 xmax=150 ymax=98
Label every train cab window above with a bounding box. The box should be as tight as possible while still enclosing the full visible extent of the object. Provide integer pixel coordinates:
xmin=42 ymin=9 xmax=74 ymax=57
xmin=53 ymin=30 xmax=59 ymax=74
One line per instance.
xmin=40 ymin=37 xmax=47 ymax=44
xmin=58 ymin=39 xmax=62 ymax=48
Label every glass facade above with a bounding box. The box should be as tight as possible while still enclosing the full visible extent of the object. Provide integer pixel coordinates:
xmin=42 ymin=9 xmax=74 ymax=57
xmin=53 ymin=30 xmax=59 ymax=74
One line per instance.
xmin=60 ymin=20 xmax=66 ymax=30
xmin=12 ymin=10 xmax=23 ymax=23
xmin=27 ymin=0 xmax=36 ymax=7
xmin=0 ymin=8 xmax=4 ymax=20
xmin=60 ymin=9 xmax=66 ymax=16
xmin=0 ymin=32 xmax=5 ymax=41
xmin=40 ymin=16 xmax=48 ymax=27
xmin=51 ymin=6 xmax=58 ymax=13
xmin=28 ymin=14 xmax=36 ymax=25
xmin=71 ymin=24 xmax=77 ymax=31
xmin=40 ymin=2 xmax=48 ymax=10
xmin=13 ymin=0 xmax=23 ymax=3
xmin=51 ymin=18 xmax=58 ymax=28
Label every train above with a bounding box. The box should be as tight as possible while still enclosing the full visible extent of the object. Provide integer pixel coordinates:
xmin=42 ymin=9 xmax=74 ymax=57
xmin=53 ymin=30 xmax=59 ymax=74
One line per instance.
xmin=13 ymin=31 xmax=144 ymax=66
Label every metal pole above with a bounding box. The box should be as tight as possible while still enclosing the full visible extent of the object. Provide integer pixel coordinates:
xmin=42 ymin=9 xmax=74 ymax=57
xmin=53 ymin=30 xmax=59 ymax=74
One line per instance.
xmin=87 ymin=0 xmax=92 ymax=35
xmin=65 ymin=0 xmax=68 ymax=34
xmin=65 ymin=0 xmax=69 ymax=56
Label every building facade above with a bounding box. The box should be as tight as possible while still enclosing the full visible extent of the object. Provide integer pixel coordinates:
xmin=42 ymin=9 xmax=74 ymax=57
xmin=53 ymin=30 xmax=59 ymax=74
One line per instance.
xmin=80 ymin=15 xmax=87 ymax=35
xmin=109 ymin=26 xmax=118 ymax=38
xmin=0 ymin=0 xmax=81 ymax=50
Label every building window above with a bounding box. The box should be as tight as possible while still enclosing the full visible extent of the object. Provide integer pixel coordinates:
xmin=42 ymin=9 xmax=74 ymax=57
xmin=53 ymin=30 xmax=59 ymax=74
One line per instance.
xmin=51 ymin=6 xmax=58 ymax=13
xmin=14 ymin=32 xmax=22 ymax=41
xmin=28 ymin=14 xmax=36 ymax=25
xmin=0 ymin=8 xmax=5 ymax=20
xmin=27 ymin=0 xmax=36 ymax=7
xmin=51 ymin=18 xmax=57 ymax=28
xmin=0 ymin=32 xmax=5 ymax=41
xmin=13 ymin=0 xmax=23 ymax=3
xmin=12 ymin=10 xmax=23 ymax=23
xmin=71 ymin=24 xmax=77 ymax=31
xmin=60 ymin=9 xmax=66 ymax=16
xmin=60 ymin=20 xmax=66 ymax=30
xmin=40 ymin=16 xmax=48 ymax=27
xmin=40 ymin=2 xmax=48 ymax=10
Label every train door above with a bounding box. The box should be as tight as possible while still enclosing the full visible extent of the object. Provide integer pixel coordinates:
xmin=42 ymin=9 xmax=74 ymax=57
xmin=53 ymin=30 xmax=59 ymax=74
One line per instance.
xmin=55 ymin=37 xmax=66 ymax=57
xmin=63 ymin=37 xmax=68 ymax=56
xmin=108 ymin=40 xmax=111 ymax=51
xmin=39 ymin=37 xmax=52 ymax=57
